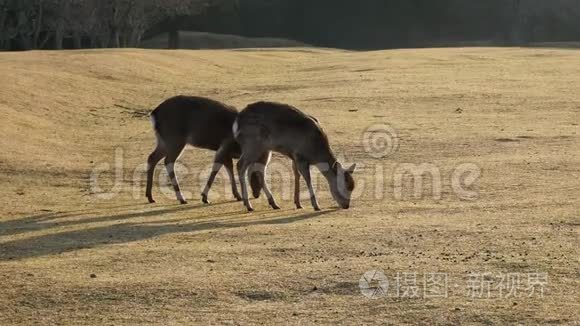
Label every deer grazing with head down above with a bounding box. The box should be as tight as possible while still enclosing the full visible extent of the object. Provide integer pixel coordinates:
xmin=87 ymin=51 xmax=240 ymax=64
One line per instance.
xmin=233 ymin=101 xmax=356 ymax=212
xmin=145 ymin=95 xmax=267 ymax=205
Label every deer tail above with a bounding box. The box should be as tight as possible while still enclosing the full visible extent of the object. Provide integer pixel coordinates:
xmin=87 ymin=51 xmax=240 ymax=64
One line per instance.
xmin=150 ymin=111 xmax=166 ymax=149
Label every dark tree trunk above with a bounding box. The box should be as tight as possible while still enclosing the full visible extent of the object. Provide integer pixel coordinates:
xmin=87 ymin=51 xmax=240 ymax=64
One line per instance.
xmin=90 ymin=34 xmax=98 ymax=48
xmin=168 ymin=29 xmax=180 ymax=49
xmin=18 ymin=34 xmax=32 ymax=50
xmin=32 ymin=0 xmax=43 ymax=49
xmin=511 ymin=0 xmax=526 ymax=44
xmin=129 ymin=29 xmax=142 ymax=47
xmin=54 ymin=25 xmax=64 ymax=50
xmin=0 ymin=11 xmax=8 ymax=50
xmin=121 ymin=32 xmax=128 ymax=47
xmin=114 ymin=30 xmax=120 ymax=48
xmin=39 ymin=31 xmax=51 ymax=49
xmin=98 ymin=34 xmax=108 ymax=48
xmin=108 ymin=29 xmax=120 ymax=48
xmin=73 ymin=31 xmax=82 ymax=49
xmin=16 ymin=10 xmax=32 ymax=50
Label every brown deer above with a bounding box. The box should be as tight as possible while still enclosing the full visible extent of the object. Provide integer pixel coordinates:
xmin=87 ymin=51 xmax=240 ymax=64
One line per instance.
xmin=145 ymin=96 xmax=265 ymax=205
xmin=233 ymin=101 xmax=356 ymax=212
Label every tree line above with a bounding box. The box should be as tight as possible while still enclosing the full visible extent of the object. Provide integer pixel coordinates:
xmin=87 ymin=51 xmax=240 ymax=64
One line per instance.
xmin=2 ymin=0 xmax=580 ymax=51
xmin=0 ymin=0 xmax=218 ymax=50
xmin=235 ymin=0 xmax=580 ymax=49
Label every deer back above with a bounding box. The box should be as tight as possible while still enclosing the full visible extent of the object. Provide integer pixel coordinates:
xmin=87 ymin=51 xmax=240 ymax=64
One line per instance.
xmin=152 ymin=96 xmax=240 ymax=154
xmin=236 ymin=102 xmax=333 ymax=163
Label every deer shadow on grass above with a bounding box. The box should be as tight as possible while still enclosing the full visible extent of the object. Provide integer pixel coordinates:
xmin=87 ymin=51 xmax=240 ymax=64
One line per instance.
xmin=0 ymin=201 xmax=243 ymax=238
xmin=0 ymin=207 xmax=335 ymax=261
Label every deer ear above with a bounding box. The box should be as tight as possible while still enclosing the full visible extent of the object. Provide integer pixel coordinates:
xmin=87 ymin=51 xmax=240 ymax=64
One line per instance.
xmin=332 ymin=161 xmax=340 ymax=171
xmin=347 ymin=163 xmax=357 ymax=173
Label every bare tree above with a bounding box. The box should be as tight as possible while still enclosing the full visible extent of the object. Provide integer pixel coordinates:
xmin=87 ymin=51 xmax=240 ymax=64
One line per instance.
xmin=99 ymin=0 xmax=213 ymax=48
xmin=0 ymin=0 xmax=40 ymax=50
xmin=149 ymin=0 xmax=213 ymax=49
xmin=0 ymin=0 xmax=225 ymax=50
xmin=0 ymin=0 xmax=14 ymax=50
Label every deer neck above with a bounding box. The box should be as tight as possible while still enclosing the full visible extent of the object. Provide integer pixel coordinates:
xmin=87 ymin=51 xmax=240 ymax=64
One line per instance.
xmin=314 ymin=151 xmax=338 ymax=179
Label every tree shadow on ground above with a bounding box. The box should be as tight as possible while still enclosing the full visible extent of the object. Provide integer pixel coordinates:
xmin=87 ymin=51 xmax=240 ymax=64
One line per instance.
xmin=0 ymin=201 xmax=238 ymax=237
xmin=0 ymin=206 xmax=335 ymax=261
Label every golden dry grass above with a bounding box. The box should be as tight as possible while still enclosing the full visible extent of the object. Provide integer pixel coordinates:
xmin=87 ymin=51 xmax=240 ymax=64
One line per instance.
xmin=0 ymin=47 xmax=578 ymax=325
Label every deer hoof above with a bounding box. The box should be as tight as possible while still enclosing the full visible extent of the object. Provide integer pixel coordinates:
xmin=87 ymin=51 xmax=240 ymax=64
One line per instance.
xmin=268 ymin=200 xmax=280 ymax=210
xmin=313 ymin=207 xmax=321 ymax=212
xmin=147 ymin=198 xmax=156 ymax=204
xmin=179 ymin=200 xmax=188 ymax=205
xmin=201 ymin=194 xmax=210 ymax=204
xmin=246 ymin=206 xmax=254 ymax=212
xmin=295 ymin=202 xmax=303 ymax=209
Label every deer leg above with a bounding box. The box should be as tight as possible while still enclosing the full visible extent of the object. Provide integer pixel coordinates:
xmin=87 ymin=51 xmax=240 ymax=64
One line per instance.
xmin=201 ymin=162 xmax=222 ymax=204
xmin=296 ymin=159 xmax=321 ymax=211
xmin=146 ymin=146 xmax=166 ymax=204
xmin=256 ymin=152 xmax=280 ymax=210
xmin=164 ymin=143 xmax=187 ymax=204
xmin=201 ymin=143 xmax=232 ymax=204
xmin=224 ymin=158 xmax=242 ymax=201
xmin=292 ymin=159 xmax=303 ymax=209
xmin=237 ymin=156 xmax=253 ymax=212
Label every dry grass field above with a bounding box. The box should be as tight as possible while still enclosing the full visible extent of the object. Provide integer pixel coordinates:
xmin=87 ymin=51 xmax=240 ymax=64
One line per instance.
xmin=0 ymin=47 xmax=578 ymax=325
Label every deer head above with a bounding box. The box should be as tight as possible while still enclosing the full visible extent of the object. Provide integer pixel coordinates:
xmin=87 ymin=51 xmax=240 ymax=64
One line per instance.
xmin=324 ymin=162 xmax=356 ymax=209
